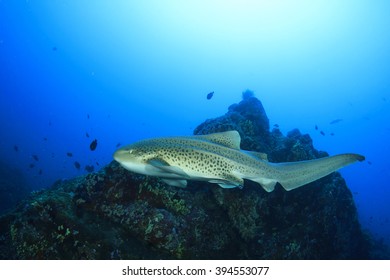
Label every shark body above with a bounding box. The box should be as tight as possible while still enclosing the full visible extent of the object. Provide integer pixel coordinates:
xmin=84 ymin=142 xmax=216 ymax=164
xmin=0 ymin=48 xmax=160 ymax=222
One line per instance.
xmin=113 ymin=131 xmax=364 ymax=192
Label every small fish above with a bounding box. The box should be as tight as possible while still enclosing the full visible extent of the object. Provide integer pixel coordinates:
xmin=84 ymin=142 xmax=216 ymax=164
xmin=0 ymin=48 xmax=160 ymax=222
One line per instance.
xmin=90 ymin=139 xmax=98 ymax=151
xmin=32 ymin=155 xmax=39 ymax=161
xmin=315 ymin=125 xmax=318 ymax=130
xmin=74 ymin=161 xmax=81 ymax=170
xmin=96 ymin=162 xmax=100 ymax=166
xmin=367 ymin=161 xmax=372 ymax=165
xmin=66 ymin=152 xmax=73 ymax=157
xmin=320 ymin=131 xmax=325 ymax=136
xmin=87 ymin=114 xmax=90 ymax=119
xmin=86 ymin=132 xmax=90 ymax=138
xmin=85 ymin=165 xmax=94 ymax=173
xmin=116 ymin=143 xmax=121 ymax=148
xmin=29 ymin=163 xmax=35 ymax=168
xmin=273 ymin=124 xmax=279 ymax=128
xmin=330 ymin=119 xmax=343 ymax=125
xmin=38 ymin=169 xmax=43 ymax=175
xmin=13 ymin=145 xmax=19 ymax=152
xmin=206 ymin=91 xmax=214 ymax=100
xmin=330 ymin=133 xmax=335 ymax=136
xmin=52 ymin=46 xmax=57 ymax=51
xmin=43 ymin=137 xmax=48 ymax=141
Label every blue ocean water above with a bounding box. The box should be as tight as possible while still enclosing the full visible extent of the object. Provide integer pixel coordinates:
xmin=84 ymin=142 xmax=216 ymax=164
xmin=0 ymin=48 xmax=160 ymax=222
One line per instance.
xmin=0 ymin=1 xmax=389 ymax=247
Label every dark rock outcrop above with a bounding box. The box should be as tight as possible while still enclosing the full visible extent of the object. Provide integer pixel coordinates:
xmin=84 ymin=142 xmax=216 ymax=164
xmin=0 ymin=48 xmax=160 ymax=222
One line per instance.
xmin=0 ymin=97 xmax=370 ymax=259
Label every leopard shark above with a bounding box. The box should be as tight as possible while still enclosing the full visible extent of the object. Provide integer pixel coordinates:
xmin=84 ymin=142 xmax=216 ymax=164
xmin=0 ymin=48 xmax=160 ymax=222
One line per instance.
xmin=113 ymin=130 xmax=364 ymax=192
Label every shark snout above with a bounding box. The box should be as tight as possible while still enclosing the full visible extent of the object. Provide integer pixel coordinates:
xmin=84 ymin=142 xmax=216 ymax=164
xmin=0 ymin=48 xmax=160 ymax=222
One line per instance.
xmin=113 ymin=149 xmax=129 ymax=163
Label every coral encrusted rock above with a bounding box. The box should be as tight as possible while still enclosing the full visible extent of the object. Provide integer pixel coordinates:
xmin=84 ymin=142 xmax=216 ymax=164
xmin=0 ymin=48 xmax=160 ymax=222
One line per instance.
xmin=0 ymin=97 xmax=370 ymax=259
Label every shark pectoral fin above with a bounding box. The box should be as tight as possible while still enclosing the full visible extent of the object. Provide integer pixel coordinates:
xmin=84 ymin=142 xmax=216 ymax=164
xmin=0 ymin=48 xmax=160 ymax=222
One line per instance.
xmin=161 ymin=179 xmax=187 ymax=188
xmin=149 ymin=159 xmax=190 ymax=178
xmin=149 ymin=158 xmax=169 ymax=167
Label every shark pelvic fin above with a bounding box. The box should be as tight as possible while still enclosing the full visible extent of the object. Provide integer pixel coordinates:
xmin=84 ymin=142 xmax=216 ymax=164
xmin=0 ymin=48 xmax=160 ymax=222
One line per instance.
xmin=210 ymin=171 xmax=245 ymax=188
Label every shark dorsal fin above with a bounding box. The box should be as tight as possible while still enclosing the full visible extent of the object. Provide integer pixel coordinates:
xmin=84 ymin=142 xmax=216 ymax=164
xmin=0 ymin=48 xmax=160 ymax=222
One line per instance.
xmin=243 ymin=150 xmax=269 ymax=161
xmin=195 ymin=130 xmax=241 ymax=150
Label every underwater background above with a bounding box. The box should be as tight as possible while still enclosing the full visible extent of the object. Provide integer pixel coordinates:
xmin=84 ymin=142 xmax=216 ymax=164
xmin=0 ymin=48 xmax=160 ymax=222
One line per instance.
xmin=0 ymin=1 xmax=389 ymax=252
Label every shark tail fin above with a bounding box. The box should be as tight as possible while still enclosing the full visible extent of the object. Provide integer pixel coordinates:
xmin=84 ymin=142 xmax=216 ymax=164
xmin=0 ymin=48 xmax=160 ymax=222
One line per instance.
xmin=271 ymin=153 xmax=365 ymax=191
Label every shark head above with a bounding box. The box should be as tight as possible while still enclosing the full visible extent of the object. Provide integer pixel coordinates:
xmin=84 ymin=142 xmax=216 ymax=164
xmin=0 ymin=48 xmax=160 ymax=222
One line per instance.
xmin=113 ymin=139 xmax=188 ymax=182
xmin=113 ymin=141 xmax=158 ymax=175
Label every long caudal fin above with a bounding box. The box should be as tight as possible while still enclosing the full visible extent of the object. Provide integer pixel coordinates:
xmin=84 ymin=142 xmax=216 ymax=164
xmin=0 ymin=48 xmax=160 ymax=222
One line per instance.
xmin=269 ymin=153 xmax=365 ymax=191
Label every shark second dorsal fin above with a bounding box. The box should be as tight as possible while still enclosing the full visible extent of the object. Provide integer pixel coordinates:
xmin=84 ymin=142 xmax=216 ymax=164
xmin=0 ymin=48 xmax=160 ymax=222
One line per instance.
xmin=194 ymin=130 xmax=241 ymax=150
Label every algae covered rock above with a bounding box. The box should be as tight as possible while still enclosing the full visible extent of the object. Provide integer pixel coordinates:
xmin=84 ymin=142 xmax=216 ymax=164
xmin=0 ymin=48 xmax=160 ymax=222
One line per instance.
xmin=0 ymin=97 xmax=370 ymax=259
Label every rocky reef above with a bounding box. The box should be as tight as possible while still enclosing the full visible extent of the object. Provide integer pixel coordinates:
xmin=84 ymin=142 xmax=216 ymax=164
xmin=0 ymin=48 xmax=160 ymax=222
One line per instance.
xmin=0 ymin=96 xmax=371 ymax=259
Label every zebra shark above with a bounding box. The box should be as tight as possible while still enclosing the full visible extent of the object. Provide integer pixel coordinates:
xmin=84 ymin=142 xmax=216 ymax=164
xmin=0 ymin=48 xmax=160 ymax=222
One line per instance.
xmin=113 ymin=130 xmax=364 ymax=192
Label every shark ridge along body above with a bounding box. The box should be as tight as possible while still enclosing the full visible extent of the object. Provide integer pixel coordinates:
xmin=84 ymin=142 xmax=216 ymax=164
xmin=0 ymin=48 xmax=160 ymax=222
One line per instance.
xmin=113 ymin=130 xmax=364 ymax=192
